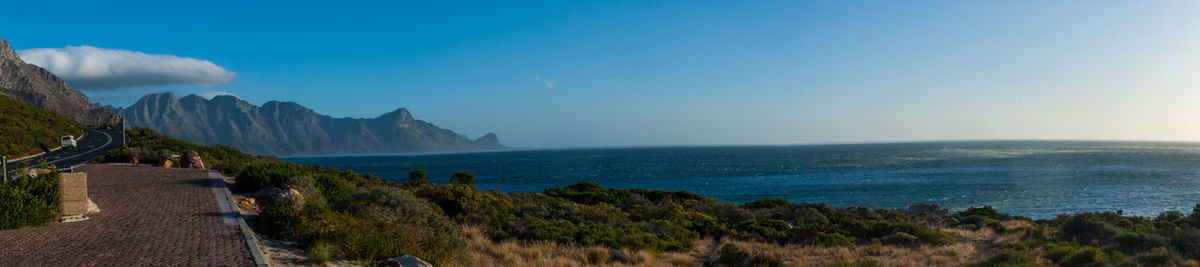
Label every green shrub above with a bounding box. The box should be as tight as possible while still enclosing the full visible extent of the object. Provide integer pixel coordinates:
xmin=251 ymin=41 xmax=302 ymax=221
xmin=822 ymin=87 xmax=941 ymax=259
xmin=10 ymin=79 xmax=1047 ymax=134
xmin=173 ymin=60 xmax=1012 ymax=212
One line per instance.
xmin=449 ymin=171 xmax=475 ymax=185
xmin=0 ymin=172 xmax=62 ymax=229
xmin=881 ymin=232 xmax=918 ymax=246
xmin=339 ymin=187 xmax=456 ymax=233
xmin=1061 ymin=246 xmax=1109 ymax=266
xmin=743 ymin=198 xmax=791 ymax=210
xmin=314 ymin=175 xmax=354 ymax=203
xmin=915 ymin=229 xmax=957 ymax=246
xmin=255 ymin=195 xmax=309 ymax=239
xmin=419 ymin=183 xmax=504 ymax=221
xmin=96 ymin=148 xmax=136 ymax=163
xmin=1058 ymin=213 xmax=1122 ymax=246
xmin=306 ymin=242 xmax=333 ymax=264
xmin=235 ymin=162 xmax=305 ymax=192
xmin=1114 ymin=232 xmax=1169 ymax=254
xmin=956 ymin=206 xmax=1010 ymax=220
xmin=307 ymin=211 xmax=466 ymax=265
xmin=283 ymin=176 xmax=327 ymax=205
xmin=1045 ymin=244 xmax=1080 ymax=263
xmin=406 ymin=169 xmax=427 ymax=186
xmin=970 ymin=249 xmax=1037 ymax=266
xmin=1134 ymin=247 xmax=1188 ymax=266
xmin=717 ymin=243 xmax=750 ymax=266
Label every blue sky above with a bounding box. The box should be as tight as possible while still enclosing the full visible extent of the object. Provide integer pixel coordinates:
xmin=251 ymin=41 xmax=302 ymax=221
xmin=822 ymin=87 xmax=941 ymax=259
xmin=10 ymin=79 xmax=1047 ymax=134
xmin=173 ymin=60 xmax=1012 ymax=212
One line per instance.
xmin=4 ymin=1 xmax=1200 ymax=148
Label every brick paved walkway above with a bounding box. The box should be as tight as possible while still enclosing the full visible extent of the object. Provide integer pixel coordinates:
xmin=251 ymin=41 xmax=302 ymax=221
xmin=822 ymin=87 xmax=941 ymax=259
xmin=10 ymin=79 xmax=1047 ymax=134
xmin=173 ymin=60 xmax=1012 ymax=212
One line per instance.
xmin=0 ymin=164 xmax=254 ymax=266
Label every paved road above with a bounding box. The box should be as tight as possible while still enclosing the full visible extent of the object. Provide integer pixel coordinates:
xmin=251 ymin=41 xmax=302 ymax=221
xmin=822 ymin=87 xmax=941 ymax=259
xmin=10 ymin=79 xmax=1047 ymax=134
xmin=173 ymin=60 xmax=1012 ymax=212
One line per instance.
xmin=7 ymin=128 xmax=123 ymax=171
xmin=0 ymin=164 xmax=255 ymax=266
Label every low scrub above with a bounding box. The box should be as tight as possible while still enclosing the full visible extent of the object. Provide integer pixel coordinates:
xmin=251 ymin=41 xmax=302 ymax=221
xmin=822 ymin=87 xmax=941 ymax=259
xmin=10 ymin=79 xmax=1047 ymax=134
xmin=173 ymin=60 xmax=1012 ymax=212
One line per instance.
xmin=252 ymin=173 xmax=463 ymax=265
xmin=95 ymin=127 xmax=257 ymax=174
xmin=0 ymin=172 xmax=61 ymax=229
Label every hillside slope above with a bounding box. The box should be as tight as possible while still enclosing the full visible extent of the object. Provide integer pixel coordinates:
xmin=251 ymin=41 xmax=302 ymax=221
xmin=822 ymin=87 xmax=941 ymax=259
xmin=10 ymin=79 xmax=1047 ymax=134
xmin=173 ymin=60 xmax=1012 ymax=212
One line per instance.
xmin=116 ymin=92 xmax=504 ymax=155
xmin=0 ymin=37 xmax=115 ymax=125
xmin=0 ymin=95 xmax=84 ymax=158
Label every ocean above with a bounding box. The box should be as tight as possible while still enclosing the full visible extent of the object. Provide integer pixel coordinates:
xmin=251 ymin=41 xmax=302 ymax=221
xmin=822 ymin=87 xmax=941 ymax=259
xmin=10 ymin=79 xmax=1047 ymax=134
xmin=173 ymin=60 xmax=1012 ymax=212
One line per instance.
xmin=284 ymin=141 xmax=1200 ymax=219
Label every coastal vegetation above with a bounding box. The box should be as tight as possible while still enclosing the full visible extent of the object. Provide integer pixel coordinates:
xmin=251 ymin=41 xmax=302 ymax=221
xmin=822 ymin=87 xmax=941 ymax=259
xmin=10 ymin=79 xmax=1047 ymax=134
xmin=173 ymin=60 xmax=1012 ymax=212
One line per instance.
xmin=0 ymin=95 xmax=83 ymax=158
xmin=0 ymin=95 xmax=73 ymax=230
xmin=0 ymin=171 xmax=61 ymax=229
xmin=110 ymin=129 xmax=1200 ymax=266
xmin=96 ymin=127 xmax=256 ymax=175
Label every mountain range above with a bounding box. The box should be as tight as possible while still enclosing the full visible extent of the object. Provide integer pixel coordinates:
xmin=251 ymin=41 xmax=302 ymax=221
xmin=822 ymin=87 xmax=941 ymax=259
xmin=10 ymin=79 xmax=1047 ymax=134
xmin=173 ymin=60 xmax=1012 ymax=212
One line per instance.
xmin=0 ymin=37 xmax=503 ymax=156
xmin=0 ymin=38 xmax=115 ymax=125
xmin=115 ymin=92 xmax=504 ymax=155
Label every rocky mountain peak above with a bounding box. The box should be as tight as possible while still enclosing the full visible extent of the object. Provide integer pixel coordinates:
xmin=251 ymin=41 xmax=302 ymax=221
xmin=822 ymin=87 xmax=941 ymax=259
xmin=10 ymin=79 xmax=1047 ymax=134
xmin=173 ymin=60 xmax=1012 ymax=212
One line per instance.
xmin=180 ymin=93 xmax=204 ymax=101
xmin=474 ymin=132 xmax=502 ymax=147
xmin=376 ymin=108 xmax=415 ymax=125
xmin=0 ymin=37 xmax=116 ymax=125
xmin=0 ymin=38 xmax=22 ymax=63
xmin=119 ymin=93 xmax=505 ymax=155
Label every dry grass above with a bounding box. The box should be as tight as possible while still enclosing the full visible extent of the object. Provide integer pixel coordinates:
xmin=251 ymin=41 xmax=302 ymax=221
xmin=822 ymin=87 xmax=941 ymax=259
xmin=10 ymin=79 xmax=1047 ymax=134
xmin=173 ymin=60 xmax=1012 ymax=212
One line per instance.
xmin=455 ymin=223 xmax=1038 ymax=267
xmin=454 ymin=226 xmax=702 ymax=267
xmin=713 ymin=238 xmax=976 ymax=267
xmin=942 ymin=226 xmax=996 ymax=241
xmin=1000 ymin=220 xmax=1032 ymax=229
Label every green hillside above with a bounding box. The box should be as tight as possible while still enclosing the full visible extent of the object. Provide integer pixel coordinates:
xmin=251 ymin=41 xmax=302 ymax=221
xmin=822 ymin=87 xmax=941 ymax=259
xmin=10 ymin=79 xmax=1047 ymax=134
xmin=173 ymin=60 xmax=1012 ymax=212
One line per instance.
xmin=0 ymin=95 xmax=84 ymax=158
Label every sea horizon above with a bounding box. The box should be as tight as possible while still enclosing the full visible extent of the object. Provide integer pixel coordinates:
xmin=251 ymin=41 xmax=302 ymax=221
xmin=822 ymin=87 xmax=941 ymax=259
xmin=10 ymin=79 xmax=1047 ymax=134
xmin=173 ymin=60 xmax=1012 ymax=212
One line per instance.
xmin=280 ymin=138 xmax=1200 ymax=159
xmin=287 ymin=140 xmax=1200 ymax=219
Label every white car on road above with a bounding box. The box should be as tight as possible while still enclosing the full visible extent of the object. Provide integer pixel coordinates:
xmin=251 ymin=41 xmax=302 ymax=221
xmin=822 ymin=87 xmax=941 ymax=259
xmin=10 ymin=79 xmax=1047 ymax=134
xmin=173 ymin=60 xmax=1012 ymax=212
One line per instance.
xmin=61 ymin=135 xmax=77 ymax=149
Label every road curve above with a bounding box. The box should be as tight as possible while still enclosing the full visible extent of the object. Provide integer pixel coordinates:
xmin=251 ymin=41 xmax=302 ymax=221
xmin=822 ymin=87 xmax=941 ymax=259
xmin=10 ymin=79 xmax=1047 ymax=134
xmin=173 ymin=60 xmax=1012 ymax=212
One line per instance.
xmin=8 ymin=128 xmax=123 ymax=171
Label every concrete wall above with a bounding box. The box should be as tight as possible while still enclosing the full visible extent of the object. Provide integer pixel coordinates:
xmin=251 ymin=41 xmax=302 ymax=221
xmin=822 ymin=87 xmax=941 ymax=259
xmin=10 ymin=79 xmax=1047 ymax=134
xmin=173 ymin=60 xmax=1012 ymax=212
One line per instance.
xmin=60 ymin=173 xmax=88 ymax=216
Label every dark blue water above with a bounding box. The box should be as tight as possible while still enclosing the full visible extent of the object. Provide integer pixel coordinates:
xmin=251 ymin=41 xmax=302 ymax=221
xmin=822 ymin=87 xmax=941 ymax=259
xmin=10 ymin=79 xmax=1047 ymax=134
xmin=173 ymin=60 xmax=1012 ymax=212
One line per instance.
xmin=284 ymin=141 xmax=1200 ymax=219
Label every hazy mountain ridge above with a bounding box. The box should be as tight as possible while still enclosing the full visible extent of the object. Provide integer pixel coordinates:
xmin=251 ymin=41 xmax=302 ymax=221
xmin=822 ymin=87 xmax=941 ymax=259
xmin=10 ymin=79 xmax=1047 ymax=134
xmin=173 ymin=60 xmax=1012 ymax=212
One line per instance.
xmin=0 ymin=38 xmax=115 ymax=125
xmin=116 ymin=92 xmax=504 ymax=155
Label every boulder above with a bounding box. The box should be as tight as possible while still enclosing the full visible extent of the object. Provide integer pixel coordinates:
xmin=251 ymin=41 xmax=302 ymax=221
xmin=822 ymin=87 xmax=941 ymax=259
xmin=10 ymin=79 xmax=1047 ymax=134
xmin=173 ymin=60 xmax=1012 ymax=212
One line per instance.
xmin=238 ymin=197 xmax=258 ymax=211
xmin=181 ymin=150 xmax=205 ymax=169
xmin=250 ymin=186 xmax=282 ymax=208
xmin=378 ymin=255 xmax=432 ymax=267
xmin=257 ymin=188 xmax=306 ymax=210
xmin=277 ymin=188 xmax=305 ymax=208
xmin=24 ymin=168 xmax=52 ymax=178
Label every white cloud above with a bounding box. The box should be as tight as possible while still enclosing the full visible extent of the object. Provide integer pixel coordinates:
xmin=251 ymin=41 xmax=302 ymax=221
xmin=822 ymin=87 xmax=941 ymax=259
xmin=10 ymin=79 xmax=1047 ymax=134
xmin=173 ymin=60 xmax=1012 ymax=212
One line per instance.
xmin=545 ymin=80 xmax=557 ymax=88
xmin=196 ymin=90 xmax=239 ymax=100
xmin=17 ymin=45 xmax=236 ymax=90
xmin=530 ymin=74 xmax=540 ymax=80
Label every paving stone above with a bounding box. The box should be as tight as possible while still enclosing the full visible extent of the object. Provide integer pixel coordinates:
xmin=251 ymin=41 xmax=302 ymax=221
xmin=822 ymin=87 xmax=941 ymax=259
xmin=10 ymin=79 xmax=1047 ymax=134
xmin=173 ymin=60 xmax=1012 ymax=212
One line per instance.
xmin=0 ymin=164 xmax=254 ymax=266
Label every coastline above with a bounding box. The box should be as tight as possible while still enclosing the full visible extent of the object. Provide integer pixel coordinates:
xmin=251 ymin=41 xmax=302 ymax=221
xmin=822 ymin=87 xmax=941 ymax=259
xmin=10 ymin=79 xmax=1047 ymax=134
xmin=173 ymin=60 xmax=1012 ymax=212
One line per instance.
xmin=285 ymin=142 xmax=1200 ymax=220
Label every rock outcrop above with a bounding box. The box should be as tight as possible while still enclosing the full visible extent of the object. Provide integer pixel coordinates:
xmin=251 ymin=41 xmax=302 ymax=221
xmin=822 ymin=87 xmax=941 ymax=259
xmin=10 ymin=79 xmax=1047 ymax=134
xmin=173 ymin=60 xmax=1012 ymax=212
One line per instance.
xmin=0 ymin=37 xmax=116 ymax=125
xmin=115 ymin=92 xmax=505 ymax=155
xmin=181 ymin=150 xmax=205 ymax=169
